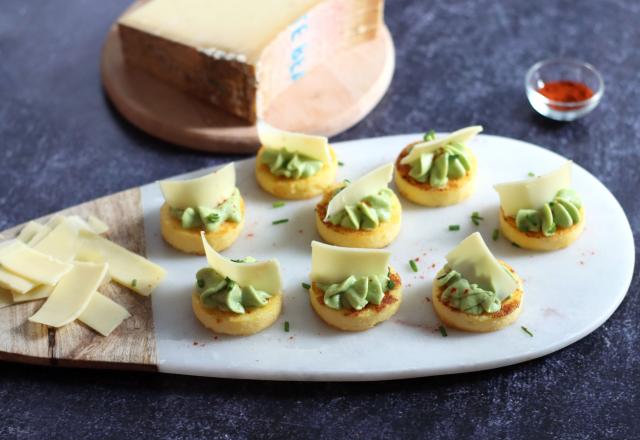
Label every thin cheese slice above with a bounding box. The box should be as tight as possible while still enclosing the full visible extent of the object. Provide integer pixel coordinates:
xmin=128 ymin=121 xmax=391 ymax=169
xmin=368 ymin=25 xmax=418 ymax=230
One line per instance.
xmin=0 ymin=266 xmax=36 ymax=294
xmin=0 ymin=288 xmax=13 ymax=309
xmin=325 ymin=163 xmax=394 ymax=220
xmin=17 ymin=222 xmax=47 ymax=243
xmin=78 ymin=293 xmax=131 ymax=336
xmin=400 ymin=126 xmax=483 ymax=165
xmin=159 ymin=163 xmax=236 ymax=210
xmin=27 ymin=224 xmax=52 ymax=246
xmin=257 ymin=121 xmax=331 ymax=163
xmin=33 ymin=219 xmax=79 ymax=262
xmin=29 ymin=262 xmax=108 ymax=327
xmin=78 ymin=231 xmax=166 ymax=296
xmin=310 ymin=241 xmax=390 ymax=284
xmin=87 ymin=215 xmax=109 ymax=234
xmin=201 ymin=233 xmax=282 ymax=294
xmin=12 ymin=285 xmax=53 ymax=303
xmin=0 ymin=241 xmax=72 ymax=285
xmin=445 ymin=232 xmax=518 ymax=301
xmin=494 ymin=161 xmax=573 ymax=217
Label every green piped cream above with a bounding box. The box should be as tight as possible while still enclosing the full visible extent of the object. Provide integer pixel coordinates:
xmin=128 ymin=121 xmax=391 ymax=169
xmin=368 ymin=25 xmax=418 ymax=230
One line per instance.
xmin=261 ymin=148 xmax=324 ymax=179
xmin=515 ymin=188 xmax=582 ymax=236
xmin=436 ymin=267 xmax=502 ymax=315
xmin=195 ymin=266 xmax=271 ymax=314
xmin=318 ymin=273 xmax=392 ymax=310
xmin=170 ymin=188 xmax=242 ymax=232
xmin=407 ymin=131 xmax=473 ymax=188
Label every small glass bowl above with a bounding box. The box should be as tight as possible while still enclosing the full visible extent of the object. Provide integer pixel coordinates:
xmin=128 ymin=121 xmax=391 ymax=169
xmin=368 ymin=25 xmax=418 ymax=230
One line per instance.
xmin=525 ymin=58 xmax=604 ymax=121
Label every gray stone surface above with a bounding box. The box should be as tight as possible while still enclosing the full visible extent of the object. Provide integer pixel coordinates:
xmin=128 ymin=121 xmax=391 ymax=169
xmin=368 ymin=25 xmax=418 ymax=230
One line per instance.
xmin=0 ymin=0 xmax=638 ymax=438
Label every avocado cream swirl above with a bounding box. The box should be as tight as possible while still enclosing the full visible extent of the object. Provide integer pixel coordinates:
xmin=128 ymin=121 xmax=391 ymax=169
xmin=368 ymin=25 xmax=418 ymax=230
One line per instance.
xmin=515 ymin=189 xmax=582 ymax=236
xmin=436 ymin=267 xmax=502 ymax=314
xmin=195 ymin=264 xmax=271 ymax=314
xmin=317 ymin=272 xmax=393 ymax=310
xmin=170 ymin=188 xmax=242 ymax=231
xmin=261 ymin=148 xmax=324 ymax=179
xmin=327 ymin=187 xmax=394 ymax=230
xmin=407 ymin=131 xmax=473 ymax=188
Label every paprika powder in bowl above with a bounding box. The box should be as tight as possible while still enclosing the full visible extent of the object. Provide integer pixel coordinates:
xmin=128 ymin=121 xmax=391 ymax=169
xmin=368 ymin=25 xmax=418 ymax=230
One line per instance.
xmin=525 ymin=58 xmax=604 ymax=121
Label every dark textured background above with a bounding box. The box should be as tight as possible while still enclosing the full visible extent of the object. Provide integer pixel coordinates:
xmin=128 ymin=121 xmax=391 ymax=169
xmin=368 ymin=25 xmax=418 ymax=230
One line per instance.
xmin=1 ymin=0 xmax=638 ymax=438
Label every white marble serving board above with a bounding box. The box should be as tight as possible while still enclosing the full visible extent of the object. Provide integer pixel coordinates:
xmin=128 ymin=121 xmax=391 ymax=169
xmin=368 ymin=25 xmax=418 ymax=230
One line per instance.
xmin=141 ymin=133 xmax=635 ymax=381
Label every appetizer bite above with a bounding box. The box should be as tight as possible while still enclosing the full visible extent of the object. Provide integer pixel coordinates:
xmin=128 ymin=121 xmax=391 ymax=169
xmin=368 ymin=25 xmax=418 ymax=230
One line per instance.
xmin=315 ymin=163 xmax=401 ymax=248
xmin=193 ymin=233 xmax=282 ymax=336
xmin=159 ymin=164 xmax=244 ymax=255
xmin=394 ymin=126 xmax=482 ymax=206
xmin=255 ymin=122 xmax=338 ymax=199
xmin=307 ymin=241 xmax=402 ymax=331
xmin=494 ymin=161 xmax=584 ymax=251
xmin=432 ymin=232 xmax=523 ymax=333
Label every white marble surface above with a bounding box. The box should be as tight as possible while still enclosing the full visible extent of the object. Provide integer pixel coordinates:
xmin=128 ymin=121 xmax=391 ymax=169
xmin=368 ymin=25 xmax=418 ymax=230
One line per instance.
xmin=142 ymin=133 xmax=634 ymax=381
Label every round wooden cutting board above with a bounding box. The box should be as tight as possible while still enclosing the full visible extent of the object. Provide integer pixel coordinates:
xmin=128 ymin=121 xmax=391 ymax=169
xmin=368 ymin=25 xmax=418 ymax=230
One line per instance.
xmin=101 ymin=6 xmax=395 ymax=154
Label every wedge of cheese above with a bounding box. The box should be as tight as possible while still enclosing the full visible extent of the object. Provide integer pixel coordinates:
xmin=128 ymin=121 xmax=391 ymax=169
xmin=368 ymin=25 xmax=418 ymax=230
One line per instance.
xmin=159 ymin=164 xmax=235 ymax=210
xmin=29 ymin=262 xmax=108 ymax=328
xmin=445 ymin=232 xmax=518 ymax=301
xmin=310 ymin=241 xmax=390 ymax=284
xmin=78 ymin=231 xmax=166 ymax=296
xmin=258 ymin=121 xmax=331 ymax=163
xmin=401 ymin=126 xmax=483 ymax=165
xmin=201 ymin=233 xmax=282 ymax=294
xmin=325 ymin=163 xmax=394 ymax=220
xmin=494 ymin=161 xmax=572 ymax=217
xmin=118 ymin=0 xmax=383 ymax=122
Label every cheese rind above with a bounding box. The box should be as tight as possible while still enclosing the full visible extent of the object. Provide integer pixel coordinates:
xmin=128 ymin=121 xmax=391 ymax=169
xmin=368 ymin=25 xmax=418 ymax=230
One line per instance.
xmin=0 ymin=241 xmax=72 ymax=286
xmin=310 ymin=241 xmax=390 ymax=284
xmin=29 ymin=262 xmax=108 ymax=328
xmin=401 ymin=126 xmax=483 ymax=165
xmin=325 ymin=163 xmax=394 ymax=220
xmin=257 ymin=121 xmax=331 ymax=163
xmin=201 ymin=233 xmax=282 ymax=294
xmin=494 ymin=161 xmax=573 ymax=217
xmin=445 ymin=232 xmax=518 ymax=301
xmin=78 ymin=231 xmax=166 ymax=296
xmin=159 ymin=164 xmax=236 ymax=210
xmin=78 ymin=293 xmax=131 ymax=336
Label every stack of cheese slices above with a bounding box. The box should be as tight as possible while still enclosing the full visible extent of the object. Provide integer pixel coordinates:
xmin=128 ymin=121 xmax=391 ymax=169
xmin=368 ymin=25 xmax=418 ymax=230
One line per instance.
xmin=0 ymin=215 xmax=165 ymax=336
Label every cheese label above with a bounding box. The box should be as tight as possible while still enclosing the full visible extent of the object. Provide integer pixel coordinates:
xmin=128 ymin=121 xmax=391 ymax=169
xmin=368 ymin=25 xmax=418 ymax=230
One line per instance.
xmin=258 ymin=121 xmax=331 ymax=163
xmin=325 ymin=163 xmax=394 ymax=220
xmin=0 ymin=241 xmax=72 ymax=286
xmin=201 ymin=233 xmax=282 ymax=294
xmin=29 ymin=262 xmax=108 ymax=328
xmin=159 ymin=163 xmax=236 ymax=210
xmin=401 ymin=126 xmax=483 ymax=165
xmin=79 ymin=231 xmax=166 ymax=296
xmin=310 ymin=241 xmax=390 ymax=284
xmin=445 ymin=232 xmax=518 ymax=301
xmin=494 ymin=161 xmax=572 ymax=217
xmin=78 ymin=293 xmax=130 ymax=336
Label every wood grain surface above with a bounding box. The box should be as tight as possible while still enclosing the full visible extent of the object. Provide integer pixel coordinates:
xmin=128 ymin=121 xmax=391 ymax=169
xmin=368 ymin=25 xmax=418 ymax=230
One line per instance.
xmin=101 ymin=3 xmax=395 ymax=154
xmin=0 ymin=188 xmax=157 ymax=371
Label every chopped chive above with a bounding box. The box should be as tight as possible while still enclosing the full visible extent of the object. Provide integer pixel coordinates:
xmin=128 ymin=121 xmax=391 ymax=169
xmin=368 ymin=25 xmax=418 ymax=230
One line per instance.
xmin=344 ymin=179 xmax=351 ymax=184
xmin=492 ymin=229 xmax=499 ymax=241
xmin=196 ymin=279 xmax=205 ymax=288
xmin=387 ymin=279 xmax=395 ymax=290
xmin=284 ymin=321 xmax=290 ymax=332
xmin=302 ymin=282 xmax=311 ymax=290
xmin=272 ymin=201 xmax=285 ymax=208
xmin=423 ymin=129 xmax=436 ymax=141
xmin=338 ymin=161 xmax=344 ymax=167
xmin=207 ymin=213 xmax=220 ymax=223
xmin=528 ymin=172 xmax=535 ymax=177
xmin=449 ymin=224 xmax=460 ymax=231
xmin=471 ymin=211 xmax=484 ymax=226
xmin=521 ymin=326 xmax=534 ymax=337
xmin=439 ymin=325 xmax=448 ymax=337
xmin=409 ymin=259 xmax=418 ymax=272
xmin=272 ymin=218 xmax=289 ymax=225
xmin=131 ymin=279 xmax=137 ymax=288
